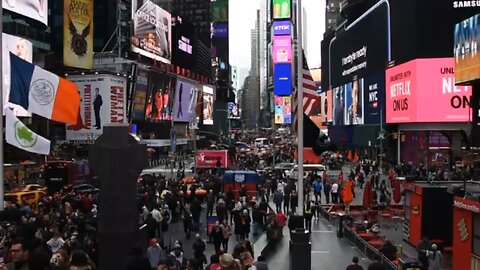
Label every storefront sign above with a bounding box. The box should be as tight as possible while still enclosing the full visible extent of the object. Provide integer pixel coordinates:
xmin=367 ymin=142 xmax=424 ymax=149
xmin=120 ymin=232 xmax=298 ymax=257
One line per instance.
xmin=454 ymin=197 xmax=480 ymax=213
xmin=272 ymin=20 xmax=291 ymax=36
xmin=386 ymin=58 xmax=471 ymax=123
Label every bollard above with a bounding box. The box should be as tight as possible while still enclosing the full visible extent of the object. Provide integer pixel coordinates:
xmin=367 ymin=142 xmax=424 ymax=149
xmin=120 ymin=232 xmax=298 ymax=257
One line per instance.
xmin=89 ymin=124 xmax=147 ymax=270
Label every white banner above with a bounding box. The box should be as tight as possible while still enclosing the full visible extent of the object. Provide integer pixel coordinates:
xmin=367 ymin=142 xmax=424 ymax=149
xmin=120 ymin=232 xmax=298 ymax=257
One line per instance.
xmin=66 ymin=74 xmax=127 ymax=140
xmin=131 ymin=0 xmax=171 ymax=64
xmin=3 ymin=0 xmax=48 ymax=26
xmin=2 ymin=33 xmax=33 ymax=116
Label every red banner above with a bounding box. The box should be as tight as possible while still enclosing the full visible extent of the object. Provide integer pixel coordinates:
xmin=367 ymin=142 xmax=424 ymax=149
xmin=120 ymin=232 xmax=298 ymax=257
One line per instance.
xmin=196 ymin=150 xmax=228 ymax=168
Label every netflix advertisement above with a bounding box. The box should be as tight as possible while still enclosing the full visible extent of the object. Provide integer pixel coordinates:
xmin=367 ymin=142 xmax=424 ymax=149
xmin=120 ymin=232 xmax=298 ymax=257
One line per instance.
xmin=196 ymin=150 xmax=229 ymax=168
xmin=386 ymin=58 xmax=471 ymax=123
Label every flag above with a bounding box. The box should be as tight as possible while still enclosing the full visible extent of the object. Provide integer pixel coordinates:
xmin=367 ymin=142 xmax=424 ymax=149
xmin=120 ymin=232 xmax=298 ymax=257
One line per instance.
xmin=293 ymin=51 xmax=320 ymax=132
xmin=6 ymin=108 xmax=51 ymax=155
xmin=9 ymin=53 xmax=80 ymax=124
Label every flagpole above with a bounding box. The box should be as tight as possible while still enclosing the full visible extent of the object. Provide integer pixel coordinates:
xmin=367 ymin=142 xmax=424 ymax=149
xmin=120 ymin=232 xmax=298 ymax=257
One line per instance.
xmin=296 ymin=0 xmax=304 ymax=217
xmin=0 ymin=3 xmax=4 ymax=211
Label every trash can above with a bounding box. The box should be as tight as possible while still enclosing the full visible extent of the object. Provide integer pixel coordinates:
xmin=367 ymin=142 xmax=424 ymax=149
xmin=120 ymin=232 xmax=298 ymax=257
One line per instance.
xmin=290 ymin=229 xmax=311 ymax=270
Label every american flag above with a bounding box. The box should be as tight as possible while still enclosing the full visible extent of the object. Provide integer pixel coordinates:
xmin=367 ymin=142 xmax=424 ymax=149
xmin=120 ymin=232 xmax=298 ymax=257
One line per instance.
xmin=293 ymin=53 xmax=320 ymax=132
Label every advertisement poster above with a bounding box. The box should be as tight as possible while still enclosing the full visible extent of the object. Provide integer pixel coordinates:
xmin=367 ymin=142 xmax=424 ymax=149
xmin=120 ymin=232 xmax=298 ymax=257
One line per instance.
xmin=272 ymin=0 xmax=291 ymax=19
xmin=273 ymin=63 xmax=292 ymax=96
xmin=274 ymin=96 xmax=291 ymax=124
xmin=212 ymin=22 xmax=228 ymax=38
xmin=327 ymin=89 xmax=333 ymax=122
xmin=2 ymin=33 xmax=32 ymax=116
xmin=386 ymin=58 xmax=471 ymax=123
xmin=131 ymin=68 xmax=149 ymax=121
xmin=273 ymin=35 xmax=292 ymax=63
xmin=196 ymin=150 xmax=228 ymax=168
xmin=3 ymin=0 xmax=48 ymax=26
xmin=172 ymin=20 xmax=195 ymax=70
xmin=212 ymin=0 xmax=228 ymax=22
xmin=145 ymin=71 xmax=175 ymax=121
xmin=63 ymin=0 xmax=94 ymax=70
xmin=195 ymin=86 xmax=203 ymax=121
xmin=454 ymin=14 xmax=480 ymax=84
xmin=319 ymin=92 xmax=326 ymax=122
xmin=344 ymin=78 xmax=364 ymax=125
xmin=228 ymin=102 xmax=239 ymax=119
xmin=333 ymin=86 xmax=344 ymax=125
xmin=203 ymin=86 xmax=214 ymax=125
xmin=66 ymin=75 xmax=127 ymax=140
xmin=173 ymin=79 xmax=197 ymax=122
xmin=363 ymin=74 xmax=385 ymax=124
xmin=272 ymin=20 xmax=291 ymax=36
xmin=131 ymin=0 xmax=171 ymax=64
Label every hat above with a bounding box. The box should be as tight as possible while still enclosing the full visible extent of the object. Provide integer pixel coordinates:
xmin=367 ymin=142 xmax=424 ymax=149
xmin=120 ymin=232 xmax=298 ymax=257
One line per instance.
xmin=220 ymin=253 xmax=235 ymax=268
xmin=150 ymin=238 xmax=158 ymax=245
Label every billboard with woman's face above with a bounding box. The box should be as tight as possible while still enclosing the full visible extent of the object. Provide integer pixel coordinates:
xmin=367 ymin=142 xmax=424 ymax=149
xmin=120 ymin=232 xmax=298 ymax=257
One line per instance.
xmin=203 ymin=86 xmax=214 ymax=125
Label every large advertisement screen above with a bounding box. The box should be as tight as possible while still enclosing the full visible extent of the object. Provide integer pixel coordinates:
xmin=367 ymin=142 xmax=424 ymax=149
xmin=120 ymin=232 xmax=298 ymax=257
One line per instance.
xmin=212 ymin=22 xmax=228 ymax=38
xmin=272 ymin=20 xmax=291 ymax=36
xmin=228 ymin=102 xmax=239 ymax=119
xmin=272 ymin=0 xmax=291 ymax=19
xmin=172 ymin=79 xmax=198 ymax=122
xmin=273 ymin=35 xmax=292 ymax=63
xmin=145 ymin=71 xmax=175 ymax=121
xmin=172 ymin=21 xmax=195 ymax=70
xmin=332 ymin=78 xmax=365 ymax=125
xmin=2 ymin=33 xmax=33 ymax=117
xmin=203 ymin=86 xmax=214 ymax=125
xmin=66 ymin=75 xmax=127 ymax=140
xmin=212 ymin=0 xmax=228 ymax=22
xmin=273 ymin=63 xmax=292 ymax=96
xmin=386 ymin=58 xmax=471 ymax=123
xmin=131 ymin=68 xmax=149 ymax=121
xmin=2 ymin=0 xmax=48 ymax=26
xmin=274 ymin=96 xmax=291 ymax=124
xmin=63 ymin=0 xmax=94 ymax=70
xmin=131 ymin=0 xmax=171 ymax=64
xmin=196 ymin=150 xmax=229 ymax=168
xmin=454 ymin=13 xmax=480 ymax=84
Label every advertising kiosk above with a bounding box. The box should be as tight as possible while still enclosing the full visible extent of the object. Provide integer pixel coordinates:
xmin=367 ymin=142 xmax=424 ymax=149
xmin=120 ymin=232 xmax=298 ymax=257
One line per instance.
xmin=452 ymin=197 xmax=480 ymax=270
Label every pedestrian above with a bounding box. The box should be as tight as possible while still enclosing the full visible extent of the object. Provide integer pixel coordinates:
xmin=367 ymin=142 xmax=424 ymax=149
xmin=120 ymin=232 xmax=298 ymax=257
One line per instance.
xmin=346 ymin=256 xmax=364 ymax=270
xmin=147 ymin=238 xmax=163 ymax=270
xmin=427 ymin=244 xmax=442 ymax=270
xmin=216 ymin=199 xmax=228 ymax=224
xmin=254 ymin=255 xmax=269 ymax=270
xmin=323 ymin=179 xmax=331 ymax=204
xmin=192 ymin=234 xmax=207 ymax=266
xmin=290 ymin=191 xmax=298 ymax=213
xmin=207 ymin=190 xmax=215 ymax=218
xmin=219 ymin=221 xmax=231 ymax=252
xmin=211 ymin=221 xmax=224 ymax=253
xmin=313 ymin=178 xmax=323 ymax=204
xmin=182 ymin=208 xmax=193 ymax=239
xmin=273 ymin=190 xmax=283 ymax=213
xmin=304 ymin=202 xmax=313 ymax=232
xmin=331 ymin=182 xmax=339 ymax=203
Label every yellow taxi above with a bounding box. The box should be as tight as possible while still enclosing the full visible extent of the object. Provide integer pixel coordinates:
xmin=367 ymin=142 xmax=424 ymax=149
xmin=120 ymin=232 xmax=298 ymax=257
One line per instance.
xmin=4 ymin=189 xmax=46 ymax=209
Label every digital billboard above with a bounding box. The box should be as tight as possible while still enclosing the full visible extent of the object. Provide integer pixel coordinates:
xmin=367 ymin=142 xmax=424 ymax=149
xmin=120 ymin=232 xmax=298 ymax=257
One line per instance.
xmin=3 ymin=0 xmax=48 ymax=26
xmin=274 ymin=96 xmax=291 ymax=124
xmin=131 ymin=68 xmax=149 ymax=121
xmin=386 ymin=58 xmax=471 ymax=123
xmin=454 ymin=13 xmax=480 ymax=84
xmin=203 ymin=86 xmax=214 ymax=125
xmin=131 ymin=0 xmax=171 ymax=64
xmin=228 ymin=102 xmax=239 ymax=119
xmin=272 ymin=0 xmax=291 ymax=19
xmin=273 ymin=63 xmax=292 ymax=96
xmin=2 ymin=33 xmax=33 ymax=117
xmin=363 ymin=74 xmax=385 ymax=124
xmin=145 ymin=71 xmax=175 ymax=121
xmin=212 ymin=0 xmax=228 ymax=22
xmin=172 ymin=79 xmax=198 ymax=122
xmin=272 ymin=20 xmax=291 ymax=36
xmin=172 ymin=20 xmax=195 ymax=70
xmin=63 ymin=0 xmax=94 ymax=70
xmin=273 ymin=35 xmax=292 ymax=63
xmin=66 ymin=75 xmax=127 ymax=140
xmin=332 ymin=78 xmax=365 ymax=126
xmin=212 ymin=22 xmax=228 ymax=38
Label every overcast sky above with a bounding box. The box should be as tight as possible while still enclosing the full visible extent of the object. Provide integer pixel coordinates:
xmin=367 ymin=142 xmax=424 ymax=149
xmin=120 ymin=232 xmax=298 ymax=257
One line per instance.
xmin=229 ymin=0 xmax=325 ymax=69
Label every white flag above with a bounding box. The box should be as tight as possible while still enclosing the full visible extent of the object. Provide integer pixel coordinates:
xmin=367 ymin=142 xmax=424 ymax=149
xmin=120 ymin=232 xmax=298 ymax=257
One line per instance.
xmin=6 ymin=108 xmax=50 ymax=155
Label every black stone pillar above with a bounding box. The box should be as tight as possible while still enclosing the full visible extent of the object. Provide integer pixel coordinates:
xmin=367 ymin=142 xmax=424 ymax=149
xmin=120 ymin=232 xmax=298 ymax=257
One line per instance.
xmin=89 ymin=124 xmax=147 ymax=270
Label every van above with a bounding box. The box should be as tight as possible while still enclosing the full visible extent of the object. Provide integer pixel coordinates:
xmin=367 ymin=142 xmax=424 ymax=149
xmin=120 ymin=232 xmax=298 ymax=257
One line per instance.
xmin=254 ymin=138 xmax=269 ymax=147
xmin=287 ymin=164 xmax=327 ymax=179
xmin=4 ymin=190 xmax=46 ymax=210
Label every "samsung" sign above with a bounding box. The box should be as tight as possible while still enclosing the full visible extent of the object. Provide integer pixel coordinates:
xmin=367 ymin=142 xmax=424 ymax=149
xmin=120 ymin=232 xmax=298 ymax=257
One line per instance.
xmin=453 ymin=0 xmax=480 ymax=8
